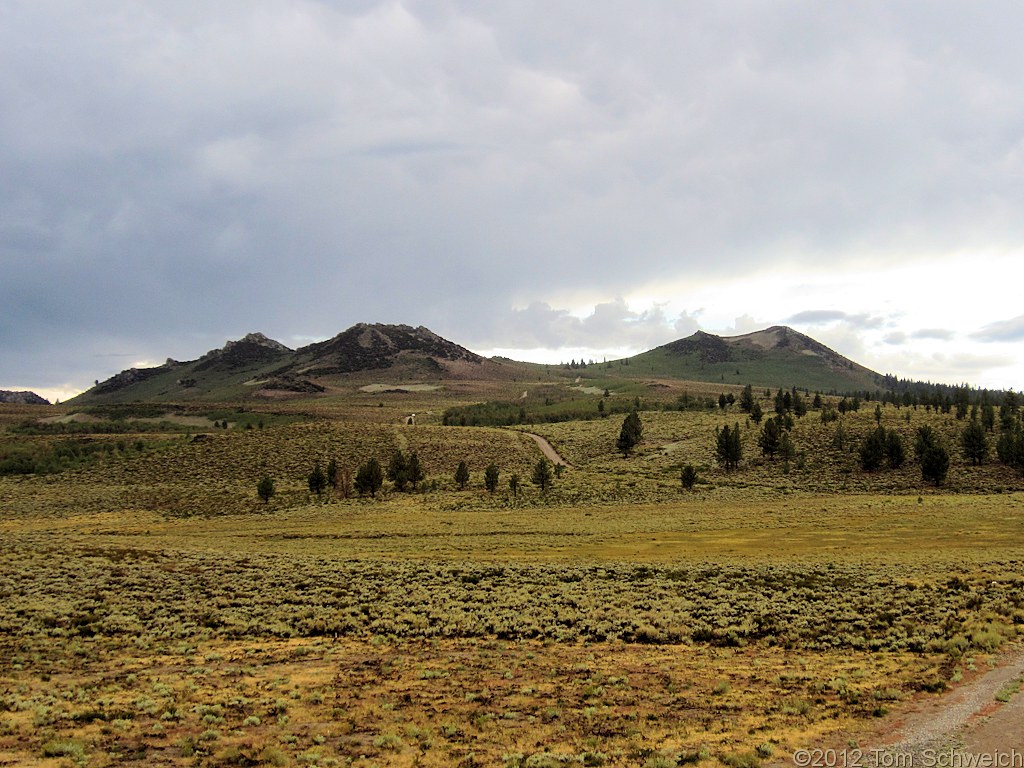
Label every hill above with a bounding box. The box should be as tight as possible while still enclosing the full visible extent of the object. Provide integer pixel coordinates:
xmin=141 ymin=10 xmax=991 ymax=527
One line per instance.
xmin=0 ymin=390 xmax=49 ymax=405
xmin=622 ymin=325 xmax=883 ymax=392
xmin=286 ymin=323 xmax=483 ymax=377
xmin=67 ymin=323 xmax=888 ymax=406
xmin=69 ymin=323 xmax=530 ymax=405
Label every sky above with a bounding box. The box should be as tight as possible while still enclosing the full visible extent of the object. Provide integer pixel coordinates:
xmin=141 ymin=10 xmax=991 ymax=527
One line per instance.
xmin=3 ymin=1 xmax=1024 ymax=402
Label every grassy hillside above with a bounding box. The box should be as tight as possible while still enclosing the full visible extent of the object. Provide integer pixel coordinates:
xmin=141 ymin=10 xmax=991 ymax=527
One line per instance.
xmin=621 ymin=327 xmax=883 ymax=393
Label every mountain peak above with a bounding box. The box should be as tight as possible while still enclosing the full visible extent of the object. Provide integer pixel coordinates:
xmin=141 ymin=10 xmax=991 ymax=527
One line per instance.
xmin=230 ymin=332 xmax=292 ymax=354
xmin=642 ymin=325 xmax=880 ymax=391
xmin=194 ymin=332 xmax=292 ymax=372
xmin=293 ymin=323 xmax=482 ymax=376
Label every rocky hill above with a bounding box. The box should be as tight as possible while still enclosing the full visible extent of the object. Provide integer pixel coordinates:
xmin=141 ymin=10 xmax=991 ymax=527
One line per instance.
xmin=65 ymin=322 xmax=888 ymax=405
xmin=193 ymin=332 xmax=292 ymax=373
xmin=287 ymin=324 xmax=483 ymax=377
xmin=70 ymin=324 xmax=502 ymax=404
xmin=629 ymin=325 xmax=882 ymax=392
xmin=0 ymin=390 xmax=50 ymax=405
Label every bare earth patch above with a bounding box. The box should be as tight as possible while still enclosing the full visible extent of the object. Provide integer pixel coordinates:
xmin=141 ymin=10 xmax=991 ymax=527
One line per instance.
xmin=358 ymin=383 xmax=441 ymax=393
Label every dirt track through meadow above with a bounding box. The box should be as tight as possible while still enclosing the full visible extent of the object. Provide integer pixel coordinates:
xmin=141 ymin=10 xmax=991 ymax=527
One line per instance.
xmin=865 ymin=642 xmax=1024 ymax=762
xmin=524 ymin=431 xmax=570 ymax=466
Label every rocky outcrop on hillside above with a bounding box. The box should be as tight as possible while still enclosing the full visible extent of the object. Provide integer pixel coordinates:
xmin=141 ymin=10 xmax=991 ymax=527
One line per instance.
xmin=289 ymin=323 xmax=483 ymax=376
xmin=661 ymin=330 xmax=732 ymax=363
xmin=194 ymin=333 xmax=293 ymax=372
xmin=92 ymin=365 xmax=171 ymax=395
xmin=255 ymin=376 xmax=325 ymax=394
xmin=0 ymin=390 xmax=50 ymax=405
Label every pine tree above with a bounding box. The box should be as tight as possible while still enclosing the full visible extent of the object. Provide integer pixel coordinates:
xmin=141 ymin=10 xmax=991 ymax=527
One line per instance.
xmin=792 ymin=390 xmax=807 ymax=418
xmin=921 ymin=443 xmax=950 ymax=485
xmin=509 ymin=473 xmax=520 ymax=498
xmin=680 ymin=464 xmax=698 ymax=490
xmin=739 ymin=384 xmax=755 ymax=413
xmin=758 ymin=417 xmax=781 ymax=459
xmin=832 ymin=422 xmax=847 ymax=450
xmin=981 ymin=403 xmax=996 ymax=432
xmin=454 ymin=460 xmax=470 ymax=490
xmin=779 ymin=431 xmax=796 ymax=468
xmin=1000 ymin=404 xmax=1016 ymax=431
xmin=484 ymin=463 xmax=499 ymax=493
xmin=715 ymin=423 xmax=741 ymax=471
xmin=859 ymin=426 xmax=886 ymax=471
xmin=915 ymin=426 xmax=938 ymax=462
xmin=961 ymin=420 xmax=988 ymax=465
xmin=387 ymin=450 xmax=409 ymax=491
xmin=997 ymin=424 xmax=1024 ymax=473
xmin=407 ymin=452 xmax=425 ymax=490
xmin=355 ymin=458 xmax=383 ymax=497
xmin=616 ymin=410 xmax=644 ymax=457
xmin=532 ymin=458 xmax=553 ymax=491
xmin=326 ymin=458 xmax=339 ymax=489
xmin=257 ymin=475 xmax=275 ymax=504
xmin=308 ymin=461 xmax=327 ymax=495
xmin=885 ymin=430 xmax=905 ymax=469
xmin=750 ymin=400 xmax=764 ymax=425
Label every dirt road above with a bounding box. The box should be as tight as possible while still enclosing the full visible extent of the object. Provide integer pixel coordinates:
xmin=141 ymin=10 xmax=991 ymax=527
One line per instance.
xmin=524 ymin=432 xmax=570 ymax=467
xmin=848 ymin=643 xmax=1024 ymax=764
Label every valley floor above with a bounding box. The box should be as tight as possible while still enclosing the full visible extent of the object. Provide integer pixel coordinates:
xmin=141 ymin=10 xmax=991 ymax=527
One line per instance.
xmin=1 ymin=493 xmax=1022 ymax=767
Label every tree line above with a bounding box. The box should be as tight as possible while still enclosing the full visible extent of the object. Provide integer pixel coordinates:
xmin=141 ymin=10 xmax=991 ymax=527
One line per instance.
xmin=624 ymin=384 xmax=1024 ymax=490
xmin=257 ymin=451 xmax=559 ymax=505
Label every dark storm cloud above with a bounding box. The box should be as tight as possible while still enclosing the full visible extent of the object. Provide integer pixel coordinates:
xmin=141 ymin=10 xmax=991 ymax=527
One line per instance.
xmin=3 ymin=1 xmax=1024 ymax=391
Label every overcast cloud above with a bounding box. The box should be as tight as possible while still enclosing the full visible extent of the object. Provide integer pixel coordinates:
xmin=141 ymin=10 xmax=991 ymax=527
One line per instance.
xmin=3 ymin=1 xmax=1024 ymax=399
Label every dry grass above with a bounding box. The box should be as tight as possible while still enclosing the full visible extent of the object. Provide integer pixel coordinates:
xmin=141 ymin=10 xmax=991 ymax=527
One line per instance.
xmin=1 ymin=398 xmax=1023 ymax=766
xmin=0 ymin=636 xmax=945 ymax=767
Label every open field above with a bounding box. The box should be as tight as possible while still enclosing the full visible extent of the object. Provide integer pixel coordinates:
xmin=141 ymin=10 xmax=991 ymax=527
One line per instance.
xmin=2 ymin=496 xmax=1022 ymax=767
xmin=1 ymin=393 xmax=1023 ymax=766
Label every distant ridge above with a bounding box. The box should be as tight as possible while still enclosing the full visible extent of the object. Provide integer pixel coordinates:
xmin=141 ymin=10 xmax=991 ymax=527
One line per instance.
xmin=0 ymin=390 xmax=50 ymax=405
xmin=66 ymin=322 xmax=888 ymax=405
xmin=70 ymin=324 xmax=502 ymax=404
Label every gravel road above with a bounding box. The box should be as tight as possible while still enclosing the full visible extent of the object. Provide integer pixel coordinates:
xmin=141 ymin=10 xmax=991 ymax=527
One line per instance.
xmin=870 ymin=642 xmax=1024 ymax=762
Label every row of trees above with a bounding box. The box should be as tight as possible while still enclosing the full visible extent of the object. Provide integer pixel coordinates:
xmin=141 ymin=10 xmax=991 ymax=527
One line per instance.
xmin=258 ymin=454 xmax=559 ymax=504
